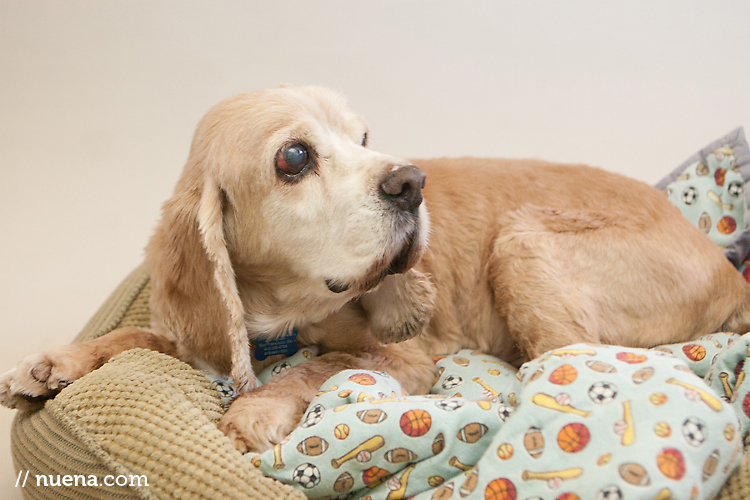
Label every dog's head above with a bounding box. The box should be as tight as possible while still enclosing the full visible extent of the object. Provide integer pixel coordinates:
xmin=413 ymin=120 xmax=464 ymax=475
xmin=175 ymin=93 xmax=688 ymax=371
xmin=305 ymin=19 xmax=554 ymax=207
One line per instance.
xmin=147 ymin=85 xmax=429 ymax=387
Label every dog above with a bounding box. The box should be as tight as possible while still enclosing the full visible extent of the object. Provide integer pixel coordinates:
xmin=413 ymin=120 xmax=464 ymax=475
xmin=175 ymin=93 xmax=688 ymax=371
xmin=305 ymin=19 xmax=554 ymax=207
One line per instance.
xmin=2 ymin=85 xmax=750 ymax=454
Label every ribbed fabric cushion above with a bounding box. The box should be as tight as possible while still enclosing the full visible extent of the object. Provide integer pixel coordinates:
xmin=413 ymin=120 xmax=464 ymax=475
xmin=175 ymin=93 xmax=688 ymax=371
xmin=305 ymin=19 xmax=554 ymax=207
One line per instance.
xmin=10 ymin=265 xmax=303 ymax=500
xmin=718 ymin=434 xmax=750 ymax=500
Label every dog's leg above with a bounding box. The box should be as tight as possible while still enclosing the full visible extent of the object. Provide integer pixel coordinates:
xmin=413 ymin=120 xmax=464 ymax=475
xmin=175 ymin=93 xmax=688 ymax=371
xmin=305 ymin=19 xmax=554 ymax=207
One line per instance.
xmin=219 ymin=353 xmax=361 ymax=453
xmin=488 ymin=209 xmax=614 ymax=360
xmin=489 ymin=206 xmax=750 ymax=360
xmin=0 ymin=327 xmax=176 ymax=410
xmin=219 ymin=342 xmax=436 ymax=453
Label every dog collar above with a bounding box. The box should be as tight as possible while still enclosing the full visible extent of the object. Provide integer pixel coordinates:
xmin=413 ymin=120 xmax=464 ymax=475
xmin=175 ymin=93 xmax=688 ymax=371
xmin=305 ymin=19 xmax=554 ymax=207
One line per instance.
xmin=252 ymin=328 xmax=299 ymax=361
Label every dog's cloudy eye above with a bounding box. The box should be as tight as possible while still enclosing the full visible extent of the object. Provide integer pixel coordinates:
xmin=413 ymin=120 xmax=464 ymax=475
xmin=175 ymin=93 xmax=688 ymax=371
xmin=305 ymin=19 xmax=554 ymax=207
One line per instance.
xmin=276 ymin=143 xmax=310 ymax=177
xmin=361 ymin=132 xmax=368 ymax=147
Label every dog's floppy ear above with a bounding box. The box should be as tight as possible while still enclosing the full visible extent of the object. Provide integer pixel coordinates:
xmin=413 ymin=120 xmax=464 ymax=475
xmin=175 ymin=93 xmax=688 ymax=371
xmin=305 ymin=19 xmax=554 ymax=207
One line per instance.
xmin=360 ymin=269 xmax=437 ymax=343
xmin=147 ymin=171 xmax=256 ymax=393
xmin=197 ymin=176 xmax=256 ymax=393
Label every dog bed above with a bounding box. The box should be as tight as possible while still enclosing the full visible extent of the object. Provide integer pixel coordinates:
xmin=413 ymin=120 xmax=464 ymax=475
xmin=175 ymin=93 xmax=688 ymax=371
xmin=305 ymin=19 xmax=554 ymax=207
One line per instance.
xmin=11 ymin=129 xmax=750 ymax=500
xmin=7 ymin=269 xmax=750 ymax=500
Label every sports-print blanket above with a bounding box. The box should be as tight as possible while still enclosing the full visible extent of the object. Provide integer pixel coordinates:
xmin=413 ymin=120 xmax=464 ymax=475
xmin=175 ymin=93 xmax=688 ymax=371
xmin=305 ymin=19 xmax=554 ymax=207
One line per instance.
xmin=241 ymin=332 xmax=750 ymax=500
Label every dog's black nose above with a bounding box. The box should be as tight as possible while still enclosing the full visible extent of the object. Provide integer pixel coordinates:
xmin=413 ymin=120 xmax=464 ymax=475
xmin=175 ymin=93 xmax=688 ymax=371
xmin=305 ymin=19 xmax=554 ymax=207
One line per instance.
xmin=380 ymin=165 xmax=426 ymax=213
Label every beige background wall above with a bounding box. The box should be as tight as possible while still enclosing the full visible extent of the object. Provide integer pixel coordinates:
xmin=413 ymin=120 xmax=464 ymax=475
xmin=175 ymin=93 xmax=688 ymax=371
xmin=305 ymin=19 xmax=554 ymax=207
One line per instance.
xmin=1 ymin=1 xmax=749 ymax=497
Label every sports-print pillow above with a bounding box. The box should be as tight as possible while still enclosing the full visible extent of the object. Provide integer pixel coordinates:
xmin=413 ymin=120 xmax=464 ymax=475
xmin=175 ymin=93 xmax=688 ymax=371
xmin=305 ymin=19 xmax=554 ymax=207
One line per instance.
xmin=656 ymin=127 xmax=750 ymax=249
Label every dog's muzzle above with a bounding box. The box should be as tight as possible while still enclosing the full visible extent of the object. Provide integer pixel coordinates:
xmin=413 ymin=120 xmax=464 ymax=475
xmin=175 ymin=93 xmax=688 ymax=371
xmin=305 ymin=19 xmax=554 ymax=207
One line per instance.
xmin=325 ymin=165 xmax=427 ymax=295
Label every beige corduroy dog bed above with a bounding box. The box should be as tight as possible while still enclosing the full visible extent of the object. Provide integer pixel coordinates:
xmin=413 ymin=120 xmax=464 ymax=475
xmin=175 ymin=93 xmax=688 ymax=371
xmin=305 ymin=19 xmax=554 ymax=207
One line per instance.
xmin=8 ymin=266 xmax=750 ymax=499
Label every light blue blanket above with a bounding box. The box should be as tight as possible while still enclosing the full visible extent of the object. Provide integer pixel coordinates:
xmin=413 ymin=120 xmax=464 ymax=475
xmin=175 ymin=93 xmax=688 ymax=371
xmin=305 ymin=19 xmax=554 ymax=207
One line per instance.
xmin=245 ymin=333 xmax=749 ymax=500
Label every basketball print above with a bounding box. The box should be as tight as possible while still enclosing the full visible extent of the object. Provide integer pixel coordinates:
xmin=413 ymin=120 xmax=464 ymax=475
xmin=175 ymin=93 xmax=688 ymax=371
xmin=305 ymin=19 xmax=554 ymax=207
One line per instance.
xmin=549 ymin=364 xmax=578 ymax=385
xmin=743 ymin=392 xmax=750 ymax=418
xmin=557 ymin=423 xmax=590 ymax=453
xmin=717 ymin=216 xmax=737 ymax=235
xmin=615 ymin=352 xmax=647 ymax=364
xmin=348 ymin=372 xmax=377 ymax=385
xmin=556 ymin=494 xmax=581 ymax=500
xmin=362 ymin=466 xmax=390 ymax=487
xmin=484 ymin=478 xmax=516 ymax=500
xmin=400 ymin=409 xmax=432 ymax=437
xmin=682 ymin=344 xmax=707 ymax=362
xmin=657 ymin=448 xmax=686 ymax=480
xmin=715 ymin=168 xmax=727 ymax=186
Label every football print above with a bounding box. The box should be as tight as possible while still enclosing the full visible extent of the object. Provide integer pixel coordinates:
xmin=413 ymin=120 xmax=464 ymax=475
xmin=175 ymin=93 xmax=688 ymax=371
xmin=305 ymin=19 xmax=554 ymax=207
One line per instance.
xmin=456 ymin=422 xmax=489 ymax=444
xmin=435 ymin=399 xmax=464 ymax=411
xmin=442 ymin=375 xmax=464 ymax=390
xmin=301 ymin=404 xmax=325 ymax=428
xmin=523 ymin=427 xmax=545 ymax=458
xmin=384 ymin=447 xmax=419 ymax=463
xmin=292 ymin=463 xmax=321 ymax=489
xmin=356 ymin=409 xmax=388 ymax=424
xmin=682 ymin=417 xmax=707 ymax=447
xmin=681 ymin=186 xmax=698 ymax=205
xmin=588 ymin=381 xmax=618 ymax=404
xmin=296 ymin=436 xmax=329 ymax=456
xmin=333 ymin=471 xmax=354 ymax=492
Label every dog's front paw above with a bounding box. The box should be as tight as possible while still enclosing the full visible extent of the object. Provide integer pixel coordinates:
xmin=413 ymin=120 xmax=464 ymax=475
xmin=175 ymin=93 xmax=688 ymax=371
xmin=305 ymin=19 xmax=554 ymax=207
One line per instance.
xmin=0 ymin=348 xmax=98 ymax=410
xmin=218 ymin=393 xmax=305 ymax=454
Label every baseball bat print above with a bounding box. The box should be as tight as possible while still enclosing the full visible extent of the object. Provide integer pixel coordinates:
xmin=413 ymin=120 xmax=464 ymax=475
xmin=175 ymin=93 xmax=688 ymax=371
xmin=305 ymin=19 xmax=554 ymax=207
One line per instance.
xmin=531 ymin=393 xmax=591 ymax=417
xmin=521 ymin=468 xmax=583 ymax=482
xmin=665 ymin=378 xmax=722 ymax=411
xmin=331 ymin=435 xmax=385 ymax=469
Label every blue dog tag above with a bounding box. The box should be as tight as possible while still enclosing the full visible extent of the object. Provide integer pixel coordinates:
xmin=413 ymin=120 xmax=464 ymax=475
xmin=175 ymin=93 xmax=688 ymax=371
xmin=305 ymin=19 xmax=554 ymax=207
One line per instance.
xmin=252 ymin=328 xmax=299 ymax=361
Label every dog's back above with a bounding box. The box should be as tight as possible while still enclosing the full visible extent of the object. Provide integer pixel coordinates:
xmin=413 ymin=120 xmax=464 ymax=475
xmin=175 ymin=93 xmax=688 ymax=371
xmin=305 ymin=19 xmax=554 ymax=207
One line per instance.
xmin=412 ymin=158 xmax=750 ymax=361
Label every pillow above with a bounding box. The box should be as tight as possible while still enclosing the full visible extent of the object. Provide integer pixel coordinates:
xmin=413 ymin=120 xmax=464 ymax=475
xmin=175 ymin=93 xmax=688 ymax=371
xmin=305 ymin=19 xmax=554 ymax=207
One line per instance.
xmin=655 ymin=128 xmax=750 ymax=268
